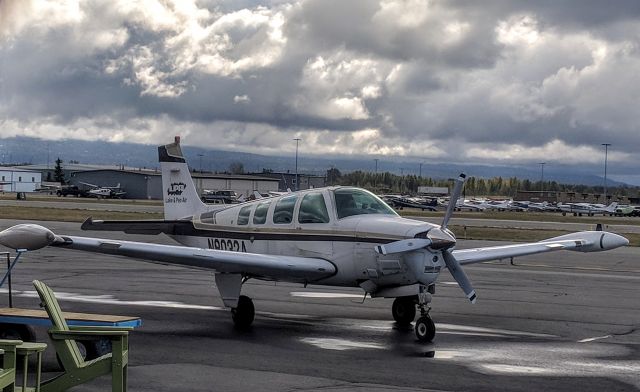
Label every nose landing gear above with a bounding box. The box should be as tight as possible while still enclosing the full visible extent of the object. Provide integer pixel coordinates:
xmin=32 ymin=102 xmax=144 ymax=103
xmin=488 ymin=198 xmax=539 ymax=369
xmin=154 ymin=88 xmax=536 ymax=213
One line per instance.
xmin=390 ymin=286 xmax=437 ymax=342
xmin=415 ymin=304 xmax=435 ymax=342
xmin=415 ymin=286 xmax=436 ymax=342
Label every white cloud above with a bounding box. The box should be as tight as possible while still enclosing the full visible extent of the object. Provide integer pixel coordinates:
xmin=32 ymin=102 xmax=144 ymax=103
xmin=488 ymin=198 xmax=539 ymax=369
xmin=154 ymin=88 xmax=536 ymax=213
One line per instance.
xmin=1 ymin=0 xmax=640 ymax=179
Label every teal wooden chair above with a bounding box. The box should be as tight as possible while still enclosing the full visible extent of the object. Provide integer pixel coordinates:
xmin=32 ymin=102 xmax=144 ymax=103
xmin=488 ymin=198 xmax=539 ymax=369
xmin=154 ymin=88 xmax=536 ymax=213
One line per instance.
xmin=33 ymin=280 xmax=132 ymax=392
xmin=0 ymin=339 xmax=21 ymax=392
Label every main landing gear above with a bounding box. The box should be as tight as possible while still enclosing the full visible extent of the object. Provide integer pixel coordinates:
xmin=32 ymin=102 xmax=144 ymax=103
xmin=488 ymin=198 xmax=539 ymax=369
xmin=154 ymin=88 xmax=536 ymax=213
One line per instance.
xmin=231 ymin=295 xmax=255 ymax=329
xmin=391 ymin=288 xmax=436 ymax=343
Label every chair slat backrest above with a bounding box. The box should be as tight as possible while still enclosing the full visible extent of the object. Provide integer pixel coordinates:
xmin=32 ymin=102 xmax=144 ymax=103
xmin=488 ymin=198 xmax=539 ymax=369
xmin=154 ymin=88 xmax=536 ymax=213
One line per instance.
xmin=33 ymin=280 xmax=84 ymax=368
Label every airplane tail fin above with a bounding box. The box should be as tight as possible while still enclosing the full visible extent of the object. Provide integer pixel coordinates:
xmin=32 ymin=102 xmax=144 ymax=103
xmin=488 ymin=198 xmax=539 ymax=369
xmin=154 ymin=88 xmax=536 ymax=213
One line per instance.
xmin=606 ymin=202 xmax=618 ymax=212
xmin=159 ymin=137 xmax=208 ymax=220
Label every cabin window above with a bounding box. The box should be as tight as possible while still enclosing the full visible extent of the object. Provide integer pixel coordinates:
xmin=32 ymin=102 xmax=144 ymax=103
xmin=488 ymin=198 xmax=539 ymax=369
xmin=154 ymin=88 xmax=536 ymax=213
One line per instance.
xmin=18 ymin=177 xmax=21 ymax=182
xmin=253 ymin=201 xmax=271 ymax=224
xmin=298 ymin=192 xmax=330 ymax=224
xmin=237 ymin=205 xmax=252 ymax=225
xmin=200 ymin=210 xmax=218 ymax=224
xmin=334 ymin=188 xmax=397 ymax=219
xmin=273 ymin=195 xmax=297 ymax=224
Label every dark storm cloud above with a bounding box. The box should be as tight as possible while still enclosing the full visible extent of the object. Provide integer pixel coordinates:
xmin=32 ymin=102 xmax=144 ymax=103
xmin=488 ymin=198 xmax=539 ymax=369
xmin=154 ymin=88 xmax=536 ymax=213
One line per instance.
xmin=0 ymin=0 xmax=639 ymax=174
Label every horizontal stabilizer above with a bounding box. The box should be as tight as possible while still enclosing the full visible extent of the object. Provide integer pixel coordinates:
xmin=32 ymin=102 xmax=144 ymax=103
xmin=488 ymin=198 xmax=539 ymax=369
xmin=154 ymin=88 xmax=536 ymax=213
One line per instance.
xmin=81 ymin=217 xmax=194 ymax=235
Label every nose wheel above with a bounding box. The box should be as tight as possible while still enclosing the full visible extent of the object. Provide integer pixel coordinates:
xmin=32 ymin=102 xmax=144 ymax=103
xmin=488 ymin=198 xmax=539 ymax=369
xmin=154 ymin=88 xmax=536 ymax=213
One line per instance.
xmin=414 ymin=287 xmax=435 ymax=342
xmin=415 ymin=315 xmax=435 ymax=342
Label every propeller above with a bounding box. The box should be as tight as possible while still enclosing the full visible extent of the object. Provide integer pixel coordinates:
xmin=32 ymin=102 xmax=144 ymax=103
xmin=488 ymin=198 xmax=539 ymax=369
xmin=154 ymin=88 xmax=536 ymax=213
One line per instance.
xmin=375 ymin=238 xmax=432 ymax=255
xmin=442 ymin=250 xmax=477 ymax=303
xmin=442 ymin=173 xmax=466 ymax=230
xmin=438 ymin=173 xmax=476 ymax=303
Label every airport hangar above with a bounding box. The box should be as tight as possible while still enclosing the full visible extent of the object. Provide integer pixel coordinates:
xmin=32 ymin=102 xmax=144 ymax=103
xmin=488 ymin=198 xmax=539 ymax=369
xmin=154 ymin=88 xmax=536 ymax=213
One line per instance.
xmin=66 ymin=168 xmax=281 ymax=200
xmin=0 ymin=167 xmax=42 ymax=192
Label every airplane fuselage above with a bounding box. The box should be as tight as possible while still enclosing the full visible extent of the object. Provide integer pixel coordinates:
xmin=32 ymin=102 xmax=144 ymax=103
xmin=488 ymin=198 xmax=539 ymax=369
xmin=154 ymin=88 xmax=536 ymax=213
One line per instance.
xmin=169 ymin=188 xmax=446 ymax=291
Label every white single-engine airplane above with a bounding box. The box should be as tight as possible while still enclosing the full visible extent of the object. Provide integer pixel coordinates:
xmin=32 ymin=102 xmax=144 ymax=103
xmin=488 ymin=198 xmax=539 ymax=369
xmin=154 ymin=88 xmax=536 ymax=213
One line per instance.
xmin=0 ymin=138 xmax=629 ymax=342
xmin=80 ymin=182 xmax=126 ymax=199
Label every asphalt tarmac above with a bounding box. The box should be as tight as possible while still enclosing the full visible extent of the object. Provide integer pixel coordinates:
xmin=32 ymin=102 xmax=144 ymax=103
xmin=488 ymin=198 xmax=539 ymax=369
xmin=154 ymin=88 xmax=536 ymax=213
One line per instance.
xmin=0 ymin=219 xmax=638 ymax=391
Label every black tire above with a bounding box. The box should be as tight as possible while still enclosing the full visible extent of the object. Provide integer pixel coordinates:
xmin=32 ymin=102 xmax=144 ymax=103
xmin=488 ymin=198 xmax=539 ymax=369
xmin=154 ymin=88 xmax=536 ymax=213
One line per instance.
xmin=81 ymin=338 xmax=112 ymax=360
xmin=0 ymin=323 xmax=36 ymax=342
xmin=392 ymin=297 xmax=416 ymax=325
xmin=415 ymin=316 xmax=436 ymax=342
xmin=231 ymin=295 xmax=255 ymax=329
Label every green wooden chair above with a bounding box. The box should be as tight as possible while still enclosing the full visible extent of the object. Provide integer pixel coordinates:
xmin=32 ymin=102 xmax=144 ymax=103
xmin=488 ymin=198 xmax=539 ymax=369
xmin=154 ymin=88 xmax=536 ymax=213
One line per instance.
xmin=33 ymin=280 xmax=132 ymax=392
xmin=0 ymin=339 xmax=21 ymax=392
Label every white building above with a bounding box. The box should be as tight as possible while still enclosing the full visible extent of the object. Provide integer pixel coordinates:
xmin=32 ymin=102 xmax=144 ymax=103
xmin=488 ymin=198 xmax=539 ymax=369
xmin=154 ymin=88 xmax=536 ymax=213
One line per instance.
xmin=0 ymin=167 xmax=42 ymax=192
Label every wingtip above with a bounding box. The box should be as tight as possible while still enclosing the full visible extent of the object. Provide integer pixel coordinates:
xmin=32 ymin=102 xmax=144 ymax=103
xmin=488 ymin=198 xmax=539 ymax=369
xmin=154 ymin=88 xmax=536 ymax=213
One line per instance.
xmin=468 ymin=291 xmax=477 ymax=304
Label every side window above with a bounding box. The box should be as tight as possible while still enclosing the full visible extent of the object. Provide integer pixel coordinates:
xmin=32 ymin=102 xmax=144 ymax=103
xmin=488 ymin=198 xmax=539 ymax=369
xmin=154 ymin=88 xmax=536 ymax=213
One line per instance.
xmin=253 ymin=201 xmax=271 ymax=224
xmin=237 ymin=205 xmax=252 ymax=226
xmin=200 ymin=210 xmax=217 ymax=224
xmin=273 ymin=196 xmax=297 ymax=224
xmin=299 ymin=193 xmax=330 ymax=224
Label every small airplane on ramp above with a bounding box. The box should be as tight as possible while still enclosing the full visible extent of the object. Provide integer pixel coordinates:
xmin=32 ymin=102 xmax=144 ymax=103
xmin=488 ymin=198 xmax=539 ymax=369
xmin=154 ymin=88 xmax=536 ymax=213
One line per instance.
xmin=558 ymin=202 xmax=618 ymax=217
xmin=80 ymin=182 xmax=126 ymax=199
xmin=0 ymin=137 xmax=629 ymax=342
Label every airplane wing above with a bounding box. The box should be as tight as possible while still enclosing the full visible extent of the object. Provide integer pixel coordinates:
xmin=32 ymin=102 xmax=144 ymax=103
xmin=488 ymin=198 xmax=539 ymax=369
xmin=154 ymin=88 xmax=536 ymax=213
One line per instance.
xmin=0 ymin=223 xmax=335 ymax=282
xmin=79 ymin=182 xmax=99 ymax=188
xmin=51 ymin=235 xmax=335 ymax=282
xmin=453 ymin=231 xmax=626 ymax=265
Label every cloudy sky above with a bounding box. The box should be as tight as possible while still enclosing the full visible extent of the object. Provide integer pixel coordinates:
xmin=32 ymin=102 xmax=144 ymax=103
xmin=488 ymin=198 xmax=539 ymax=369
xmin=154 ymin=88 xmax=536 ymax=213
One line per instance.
xmin=1 ymin=0 xmax=639 ymax=181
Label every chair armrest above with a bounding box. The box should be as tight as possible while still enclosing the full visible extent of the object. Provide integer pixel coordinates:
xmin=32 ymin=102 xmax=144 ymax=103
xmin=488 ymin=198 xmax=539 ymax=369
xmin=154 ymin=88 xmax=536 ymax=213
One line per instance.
xmin=0 ymin=340 xmax=23 ymax=347
xmin=68 ymin=325 xmax=134 ymax=332
xmin=49 ymin=329 xmax=128 ymax=341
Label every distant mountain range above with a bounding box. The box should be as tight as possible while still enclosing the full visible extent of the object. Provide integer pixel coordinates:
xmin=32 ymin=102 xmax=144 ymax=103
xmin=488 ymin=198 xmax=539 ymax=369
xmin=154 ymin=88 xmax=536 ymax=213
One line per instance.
xmin=0 ymin=136 xmax=630 ymax=188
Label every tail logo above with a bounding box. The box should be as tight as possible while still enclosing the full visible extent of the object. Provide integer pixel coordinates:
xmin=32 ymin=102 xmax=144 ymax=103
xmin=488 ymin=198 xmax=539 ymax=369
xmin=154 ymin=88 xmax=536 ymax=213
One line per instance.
xmin=168 ymin=182 xmax=186 ymax=196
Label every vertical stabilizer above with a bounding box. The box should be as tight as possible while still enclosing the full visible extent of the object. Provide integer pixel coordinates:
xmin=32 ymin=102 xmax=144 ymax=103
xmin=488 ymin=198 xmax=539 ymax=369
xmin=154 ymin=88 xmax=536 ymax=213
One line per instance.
xmin=159 ymin=137 xmax=208 ymax=220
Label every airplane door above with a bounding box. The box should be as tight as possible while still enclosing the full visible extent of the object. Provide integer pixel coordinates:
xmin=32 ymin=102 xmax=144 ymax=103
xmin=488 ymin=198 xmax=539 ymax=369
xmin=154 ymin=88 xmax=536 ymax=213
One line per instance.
xmin=294 ymin=192 xmax=334 ymax=259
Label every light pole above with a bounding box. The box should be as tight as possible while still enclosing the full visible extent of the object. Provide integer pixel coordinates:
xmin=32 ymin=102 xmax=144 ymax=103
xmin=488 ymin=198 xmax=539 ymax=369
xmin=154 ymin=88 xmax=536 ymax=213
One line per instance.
xmin=198 ymin=154 xmax=203 ymax=172
xmin=294 ymin=138 xmax=301 ymax=191
xmin=602 ymin=143 xmax=611 ymax=202
xmin=419 ymin=162 xmax=423 ymax=178
xmin=374 ymin=158 xmax=379 ymax=190
xmin=539 ymin=162 xmax=546 ymax=198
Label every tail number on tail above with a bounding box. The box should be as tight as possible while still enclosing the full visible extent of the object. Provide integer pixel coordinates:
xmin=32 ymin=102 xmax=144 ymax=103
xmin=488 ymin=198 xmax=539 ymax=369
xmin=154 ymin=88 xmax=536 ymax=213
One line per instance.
xmin=208 ymin=238 xmax=247 ymax=253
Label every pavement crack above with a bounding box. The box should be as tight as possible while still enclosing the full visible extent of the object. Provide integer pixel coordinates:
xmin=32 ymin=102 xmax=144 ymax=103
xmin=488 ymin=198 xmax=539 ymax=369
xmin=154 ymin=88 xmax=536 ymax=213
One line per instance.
xmin=612 ymin=325 xmax=640 ymax=337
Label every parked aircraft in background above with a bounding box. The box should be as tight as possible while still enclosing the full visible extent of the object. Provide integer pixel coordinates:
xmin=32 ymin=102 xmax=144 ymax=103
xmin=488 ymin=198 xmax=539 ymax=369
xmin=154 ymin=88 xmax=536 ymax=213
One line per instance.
xmin=80 ymin=182 xmax=126 ymax=199
xmin=0 ymin=137 xmax=629 ymax=343
xmin=382 ymin=195 xmax=438 ymax=211
xmin=558 ymin=202 xmax=618 ymax=216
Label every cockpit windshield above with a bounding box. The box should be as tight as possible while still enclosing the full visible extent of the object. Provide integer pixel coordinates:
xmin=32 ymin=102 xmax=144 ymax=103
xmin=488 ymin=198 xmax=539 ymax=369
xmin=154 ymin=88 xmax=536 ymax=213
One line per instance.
xmin=333 ymin=188 xmax=398 ymax=219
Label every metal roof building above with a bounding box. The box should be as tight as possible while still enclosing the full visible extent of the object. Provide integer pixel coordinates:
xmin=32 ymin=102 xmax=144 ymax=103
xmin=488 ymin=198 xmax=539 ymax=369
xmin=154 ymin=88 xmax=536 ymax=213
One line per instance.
xmin=0 ymin=167 xmax=42 ymax=193
xmin=69 ymin=169 xmax=278 ymax=200
xmin=20 ymin=163 xmax=280 ymax=200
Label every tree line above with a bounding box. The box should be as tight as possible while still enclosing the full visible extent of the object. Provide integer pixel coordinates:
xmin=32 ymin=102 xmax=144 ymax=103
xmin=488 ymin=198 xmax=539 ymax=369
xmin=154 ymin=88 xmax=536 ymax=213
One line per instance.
xmin=325 ymin=168 xmax=637 ymax=197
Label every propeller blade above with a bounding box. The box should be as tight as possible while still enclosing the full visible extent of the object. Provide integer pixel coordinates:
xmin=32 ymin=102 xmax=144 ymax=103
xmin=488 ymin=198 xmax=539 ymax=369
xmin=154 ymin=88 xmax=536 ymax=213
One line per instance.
xmin=375 ymin=238 xmax=432 ymax=255
xmin=442 ymin=250 xmax=477 ymax=303
xmin=442 ymin=173 xmax=466 ymax=230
